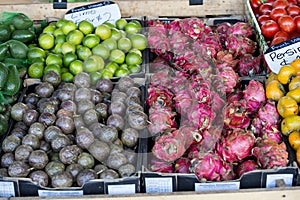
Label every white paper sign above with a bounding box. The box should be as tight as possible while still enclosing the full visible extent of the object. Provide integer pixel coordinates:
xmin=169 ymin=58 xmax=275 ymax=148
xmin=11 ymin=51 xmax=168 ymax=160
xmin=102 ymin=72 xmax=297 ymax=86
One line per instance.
xmin=264 ymin=37 xmax=300 ymax=74
xmin=107 ymin=184 xmax=136 ymax=195
xmin=195 ymin=182 xmax=240 ymax=192
xmin=266 ymin=174 xmax=293 ymax=188
xmin=0 ymin=181 xmax=15 ymax=197
xmin=65 ymin=1 xmax=121 ymax=27
xmin=145 ymin=177 xmax=173 ymax=193
xmin=38 ymin=190 xmax=84 ymax=197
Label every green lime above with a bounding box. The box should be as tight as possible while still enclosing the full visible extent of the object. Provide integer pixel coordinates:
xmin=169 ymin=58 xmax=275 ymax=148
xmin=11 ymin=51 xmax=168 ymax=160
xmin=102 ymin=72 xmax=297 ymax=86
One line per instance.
xmin=101 ymin=38 xmax=117 ymax=51
xmin=116 ymin=18 xmax=128 ymax=30
xmin=52 ymin=42 xmax=63 ymax=54
xmin=109 ymin=49 xmax=125 ymax=64
xmin=83 ymin=55 xmax=105 ymax=73
xmin=61 ymin=72 xmax=74 ymax=82
xmin=55 ymin=34 xmax=66 ymax=44
xmin=44 ymin=64 xmax=61 ymax=75
xmin=114 ymin=68 xmax=130 ymax=78
xmin=119 ymin=30 xmax=127 ymax=38
xmin=69 ymin=59 xmax=83 ymax=75
xmin=128 ymin=64 xmax=142 ymax=73
xmin=78 ymin=20 xmax=94 ymax=35
xmin=89 ymin=71 xmax=102 ymax=85
xmin=46 ymin=53 xmax=63 ymax=66
xmin=103 ymin=21 xmax=116 ymax=28
xmin=130 ymin=33 xmax=147 ymax=50
xmin=124 ymin=22 xmax=141 ymax=35
xmin=61 ymin=41 xmax=76 ymax=54
xmin=125 ymin=52 xmax=142 ymax=65
xmin=95 ymin=24 xmax=112 ymax=40
xmin=110 ymin=28 xmax=122 ymax=41
xmin=92 ymin=44 xmax=110 ymax=60
xmin=117 ymin=37 xmax=132 ymax=52
xmin=48 ymin=21 xmax=57 ymax=28
xmin=77 ymin=46 xmax=92 ymax=61
xmin=63 ymin=52 xmax=77 ymax=67
xmin=66 ymin=30 xmax=84 ymax=45
xmin=56 ymin=18 xmax=68 ymax=28
xmin=28 ymin=62 xmax=44 ymax=78
xmin=53 ymin=28 xmax=64 ymax=37
xmin=129 ymin=48 xmax=142 ymax=57
xmin=130 ymin=20 xmax=142 ymax=29
xmin=27 ymin=47 xmax=46 ymax=64
xmin=30 ymin=57 xmax=45 ymax=64
xmin=101 ymin=69 xmax=114 ymax=79
xmin=38 ymin=33 xmax=55 ymax=50
xmin=61 ymin=20 xmax=77 ymax=35
xmin=82 ymin=34 xmax=100 ymax=49
xmin=105 ymin=61 xmax=119 ymax=74
xmin=61 ymin=67 xmax=69 ymax=73
xmin=43 ymin=25 xmax=56 ymax=34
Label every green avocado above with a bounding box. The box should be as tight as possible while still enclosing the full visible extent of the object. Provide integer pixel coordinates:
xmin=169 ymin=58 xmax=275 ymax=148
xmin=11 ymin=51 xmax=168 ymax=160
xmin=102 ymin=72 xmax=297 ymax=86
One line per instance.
xmin=10 ymin=13 xmax=33 ymax=30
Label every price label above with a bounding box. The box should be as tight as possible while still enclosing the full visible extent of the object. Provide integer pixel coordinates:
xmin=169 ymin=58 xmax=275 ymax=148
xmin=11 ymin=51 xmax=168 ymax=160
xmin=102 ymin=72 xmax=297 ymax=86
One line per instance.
xmin=266 ymin=174 xmax=293 ymax=188
xmin=0 ymin=181 xmax=15 ymax=197
xmin=38 ymin=190 xmax=83 ymax=197
xmin=107 ymin=184 xmax=136 ymax=195
xmin=64 ymin=1 xmax=121 ymax=27
xmin=195 ymin=182 xmax=240 ymax=192
xmin=145 ymin=177 xmax=173 ymax=193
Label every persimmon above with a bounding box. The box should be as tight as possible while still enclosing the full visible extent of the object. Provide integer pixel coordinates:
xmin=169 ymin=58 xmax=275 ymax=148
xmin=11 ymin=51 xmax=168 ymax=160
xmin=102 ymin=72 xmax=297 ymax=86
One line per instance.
xmin=265 ymin=80 xmax=286 ymax=101
xmin=288 ymin=131 xmax=300 ymax=150
xmin=277 ymin=65 xmax=297 ymax=85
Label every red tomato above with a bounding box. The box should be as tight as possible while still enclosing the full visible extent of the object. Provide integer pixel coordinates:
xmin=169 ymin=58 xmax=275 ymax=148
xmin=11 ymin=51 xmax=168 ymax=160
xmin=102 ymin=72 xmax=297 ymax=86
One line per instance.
xmin=261 ymin=19 xmax=280 ymax=39
xmin=251 ymin=0 xmax=263 ymax=10
xmin=266 ymin=0 xmax=276 ymax=4
xmin=273 ymin=0 xmax=289 ymax=8
xmin=259 ymin=3 xmax=273 ymax=15
xmin=271 ymin=36 xmax=286 ymax=45
xmin=274 ymin=30 xmax=290 ymax=39
xmin=258 ymin=15 xmax=271 ymax=25
xmin=294 ymin=15 xmax=300 ymax=33
xmin=290 ymin=31 xmax=300 ymax=38
xmin=270 ymin=7 xmax=288 ymax=21
xmin=287 ymin=0 xmax=298 ymax=5
xmin=278 ymin=15 xmax=296 ymax=33
xmin=287 ymin=5 xmax=300 ymax=17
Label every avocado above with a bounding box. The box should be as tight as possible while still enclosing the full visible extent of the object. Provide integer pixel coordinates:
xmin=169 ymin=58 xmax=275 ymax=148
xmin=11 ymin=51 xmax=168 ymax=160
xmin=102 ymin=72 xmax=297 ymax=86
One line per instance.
xmin=0 ymin=24 xmax=11 ymax=42
xmin=10 ymin=13 xmax=33 ymax=30
xmin=0 ymin=62 xmax=8 ymax=90
xmin=6 ymin=39 xmax=28 ymax=59
xmin=2 ymin=64 xmax=21 ymax=96
xmin=0 ymin=43 xmax=9 ymax=62
xmin=11 ymin=29 xmax=35 ymax=43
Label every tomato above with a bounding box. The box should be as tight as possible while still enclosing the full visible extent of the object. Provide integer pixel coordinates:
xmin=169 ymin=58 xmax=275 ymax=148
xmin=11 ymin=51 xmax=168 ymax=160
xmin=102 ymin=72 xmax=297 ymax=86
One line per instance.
xmin=278 ymin=15 xmax=296 ymax=33
xmin=294 ymin=15 xmax=300 ymax=33
xmin=290 ymin=31 xmax=300 ymax=38
xmin=261 ymin=19 xmax=280 ymax=39
xmin=273 ymin=0 xmax=289 ymax=9
xmin=287 ymin=5 xmax=300 ymax=17
xmin=259 ymin=3 xmax=273 ymax=15
xmin=258 ymin=15 xmax=271 ymax=25
xmin=266 ymin=0 xmax=276 ymax=4
xmin=271 ymin=36 xmax=286 ymax=45
xmin=270 ymin=7 xmax=288 ymax=22
xmin=251 ymin=0 xmax=263 ymax=10
xmin=274 ymin=30 xmax=290 ymax=39
xmin=287 ymin=0 xmax=298 ymax=5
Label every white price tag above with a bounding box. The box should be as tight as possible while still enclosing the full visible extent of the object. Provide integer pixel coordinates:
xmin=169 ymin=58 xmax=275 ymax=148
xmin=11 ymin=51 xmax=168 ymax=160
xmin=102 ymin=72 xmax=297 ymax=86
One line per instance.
xmin=0 ymin=181 xmax=15 ymax=197
xmin=64 ymin=1 xmax=121 ymax=27
xmin=145 ymin=177 xmax=173 ymax=193
xmin=38 ymin=190 xmax=83 ymax=197
xmin=107 ymin=184 xmax=136 ymax=195
xmin=266 ymin=174 xmax=293 ymax=188
xmin=195 ymin=182 xmax=240 ymax=192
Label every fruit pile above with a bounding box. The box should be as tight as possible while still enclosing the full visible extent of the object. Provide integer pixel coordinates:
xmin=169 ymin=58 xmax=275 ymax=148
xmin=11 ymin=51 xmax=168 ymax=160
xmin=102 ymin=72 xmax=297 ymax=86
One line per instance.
xmin=0 ymin=75 xmax=147 ymax=188
xmin=28 ymin=18 xmax=147 ymax=82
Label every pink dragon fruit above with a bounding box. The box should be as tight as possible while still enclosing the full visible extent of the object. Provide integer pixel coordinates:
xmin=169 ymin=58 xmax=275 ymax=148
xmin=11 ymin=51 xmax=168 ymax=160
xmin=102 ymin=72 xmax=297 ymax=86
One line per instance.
xmin=149 ymin=68 xmax=174 ymax=88
xmin=236 ymin=160 xmax=260 ymax=178
xmin=147 ymin=86 xmax=174 ymax=110
xmin=169 ymin=31 xmax=191 ymax=56
xmin=226 ymin=91 xmax=243 ymax=102
xmin=177 ymin=125 xmax=201 ymax=148
xmin=191 ymin=152 xmax=235 ymax=181
xmin=171 ymin=71 xmax=190 ymax=94
xmin=252 ymin=138 xmax=289 ymax=169
xmin=188 ymin=103 xmax=214 ymax=131
xmin=217 ymin=128 xmax=255 ymax=163
xmin=188 ymin=76 xmax=212 ymax=104
xmin=216 ymin=51 xmax=239 ymax=70
xmin=149 ymin=60 xmax=170 ymax=73
xmin=192 ymin=33 xmax=222 ymax=59
xmin=225 ymin=36 xmax=256 ymax=57
xmin=215 ymin=22 xmax=231 ymax=36
xmin=179 ymin=17 xmax=211 ymax=40
xmin=187 ymin=144 xmax=201 ymax=160
xmin=227 ymin=22 xmax=253 ymax=38
xmin=150 ymin=157 xmax=173 ymax=173
xmin=174 ymin=157 xmax=191 ymax=173
xmin=148 ymin=107 xmax=177 ymax=136
xmin=251 ymin=117 xmax=263 ymax=136
xmin=218 ymin=67 xmax=239 ymax=94
xmin=198 ymin=128 xmax=222 ymax=153
xmin=261 ymin=124 xmax=282 ymax=143
xmin=167 ymin=20 xmax=181 ymax=35
xmin=243 ymin=79 xmax=266 ymax=114
xmin=257 ymin=99 xmax=280 ymax=126
xmin=173 ymin=90 xmax=193 ymax=116
xmin=224 ymin=100 xmax=250 ymax=129
xmin=238 ymin=54 xmax=261 ymax=76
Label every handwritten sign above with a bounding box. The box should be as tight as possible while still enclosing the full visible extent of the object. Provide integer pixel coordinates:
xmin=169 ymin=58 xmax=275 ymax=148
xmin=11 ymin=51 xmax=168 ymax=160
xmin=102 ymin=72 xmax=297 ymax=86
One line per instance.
xmin=64 ymin=1 xmax=121 ymax=27
xmin=195 ymin=181 xmax=240 ymax=192
xmin=0 ymin=181 xmax=15 ymax=197
xmin=144 ymin=177 xmax=173 ymax=193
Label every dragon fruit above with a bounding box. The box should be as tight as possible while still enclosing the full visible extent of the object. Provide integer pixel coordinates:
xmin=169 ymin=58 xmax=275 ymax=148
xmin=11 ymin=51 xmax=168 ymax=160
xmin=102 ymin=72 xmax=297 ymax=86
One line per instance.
xmin=227 ymin=22 xmax=253 ymax=38
xmin=149 ymin=68 xmax=174 ymax=88
xmin=226 ymin=90 xmax=243 ymax=102
xmin=168 ymin=20 xmax=181 ymax=35
xmin=224 ymin=100 xmax=251 ymax=129
xmin=191 ymin=152 xmax=235 ymax=181
xmin=192 ymin=33 xmax=222 ymax=59
xmin=261 ymin=124 xmax=282 ymax=143
xmin=216 ymin=51 xmax=239 ymax=70
xmin=188 ymin=103 xmax=214 ymax=131
xmin=150 ymin=157 xmax=173 ymax=173
xmin=177 ymin=125 xmax=201 ymax=148
xmin=238 ymin=54 xmax=261 ymax=76
xmin=179 ymin=17 xmax=211 ymax=40
xmin=169 ymin=31 xmax=191 ymax=56
xmin=225 ymin=36 xmax=256 ymax=57
xmin=257 ymin=99 xmax=280 ymax=126
xmin=147 ymin=86 xmax=174 ymax=110
xmin=217 ymin=128 xmax=255 ymax=163
xmin=171 ymin=71 xmax=190 ymax=94
xmin=243 ymin=79 xmax=266 ymax=114
xmin=173 ymin=90 xmax=193 ymax=116
xmin=188 ymin=75 xmax=211 ymax=104
xmin=174 ymin=157 xmax=191 ymax=173
xmin=236 ymin=160 xmax=260 ymax=178
xmin=218 ymin=67 xmax=239 ymax=94
xmin=252 ymin=138 xmax=289 ymax=169
xmin=251 ymin=117 xmax=263 ymax=136
xmin=198 ymin=128 xmax=222 ymax=153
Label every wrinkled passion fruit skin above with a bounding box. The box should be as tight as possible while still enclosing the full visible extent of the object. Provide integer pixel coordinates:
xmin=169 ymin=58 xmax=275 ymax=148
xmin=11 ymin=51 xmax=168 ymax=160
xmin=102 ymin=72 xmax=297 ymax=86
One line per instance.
xmin=29 ymin=170 xmax=49 ymax=187
xmin=59 ymin=145 xmax=82 ymax=165
xmin=51 ymin=171 xmax=73 ymax=188
xmin=1 ymin=153 xmax=15 ymax=168
xmin=8 ymin=161 xmax=30 ymax=177
xmin=76 ymin=169 xmax=97 ymax=187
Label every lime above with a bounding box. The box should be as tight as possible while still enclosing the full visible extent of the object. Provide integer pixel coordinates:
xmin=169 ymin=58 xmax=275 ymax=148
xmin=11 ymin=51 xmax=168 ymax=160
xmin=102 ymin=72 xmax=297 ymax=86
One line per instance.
xmin=46 ymin=53 xmax=63 ymax=66
xmin=109 ymin=49 xmax=125 ymax=64
xmin=43 ymin=25 xmax=56 ymax=34
xmin=129 ymin=48 xmax=142 ymax=57
xmin=116 ymin=18 xmax=128 ymax=30
xmin=78 ymin=20 xmax=94 ymax=35
xmin=124 ymin=22 xmax=141 ymax=35
xmin=101 ymin=69 xmax=114 ymax=79
xmin=56 ymin=18 xmax=68 ymax=28
xmin=77 ymin=46 xmax=92 ymax=61
xmin=119 ymin=30 xmax=127 ymax=38
xmin=53 ymin=28 xmax=64 ymax=37
xmin=27 ymin=47 xmax=46 ymax=64
xmin=114 ymin=68 xmax=130 ymax=78
xmin=38 ymin=33 xmax=55 ymax=50
xmin=61 ymin=21 xmax=77 ymax=35
xmin=95 ymin=24 xmax=112 ymax=40
xmin=89 ymin=71 xmax=102 ymax=85
xmin=28 ymin=62 xmax=44 ymax=78
xmin=128 ymin=64 xmax=142 ymax=73
xmin=103 ymin=21 xmax=116 ymax=28
xmin=130 ymin=20 xmax=142 ymax=29
xmin=61 ymin=41 xmax=76 ymax=54
xmin=101 ymin=38 xmax=117 ymax=51
xmin=55 ymin=34 xmax=66 ymax=44
xmin=125 ymin=52 xmax=142 ymax=65
xmin=66 ymin=30 xmax=84 ymax=45
xmin=82 ymin=34 xmax=100 ymax=49
xmin=83 ymin=55 xmax=105 ymax=73
xmin=48 ymin=21 xmax=57 ymax=28
xmin=119 ymin=63 xmax=128 ymax=69
xmin=69 ymin=59 xmax=83 ymax=75
xmin=44 ymin=64 xmax=61 ymax=75
xmin=92 ymin=44 xmax=110 ymax=60
xmin=117 ymin=37 xmax=132 ymax=52
xmin=63 ymin=52 xmax=77 ymax=67
xmin=105 ymin=61 xmax=119 ymax=74
xmin=130 ymin=33 xmax=147 ymax=50
xmin=30 ymin=57 xmax=45 ymax=64
xmin=61 ymin=67 xmax=69 ymax=73
xmin=61 ymin=72 xmax=74 ymax=82
xmin=111 ymin=28 xmax=122 ymax=41
xmin=52 ymin=42 xmax=63 ymax=54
